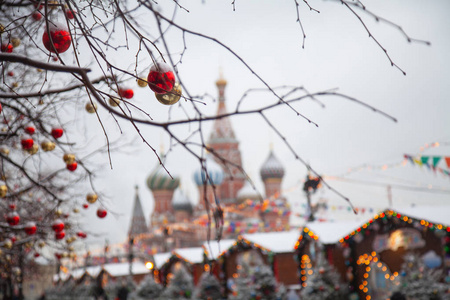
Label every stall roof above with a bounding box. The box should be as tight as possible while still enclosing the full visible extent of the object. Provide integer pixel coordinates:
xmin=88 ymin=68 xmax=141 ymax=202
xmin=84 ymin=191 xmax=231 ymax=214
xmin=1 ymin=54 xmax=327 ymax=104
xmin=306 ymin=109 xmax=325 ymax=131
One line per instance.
xmin=173 ymin=247 xmax=205 ymax=264
xmin=154 ymin=252 xmax=171 ymax=269
xmin=395 ymin=205 xmax=450 ymax=226
xmin=203 ymin=239 xmax=236 ymax=260
xmin=305 ymin=221 xmax=363 ymax=244
xmin=241 ymin=230 xmax=301 ymax=253
xmin=103 ymin=262 xmax=149 ymax=277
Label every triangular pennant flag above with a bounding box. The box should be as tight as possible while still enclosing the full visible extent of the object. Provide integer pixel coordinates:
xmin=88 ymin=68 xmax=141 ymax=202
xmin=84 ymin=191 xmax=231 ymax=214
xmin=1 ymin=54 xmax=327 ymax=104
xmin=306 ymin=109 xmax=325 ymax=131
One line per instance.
xmin=432 ymin=156 xmax=442 ymax=167
xmin=421 ymin=156 xmax=430 ymax=165
xmin=445 ymin=157 xmax=450 ymax=169
xmin=413 ymin=158 xmax=423 ymax=166
xmin=405 ymin=154 xmax=415 ymax=166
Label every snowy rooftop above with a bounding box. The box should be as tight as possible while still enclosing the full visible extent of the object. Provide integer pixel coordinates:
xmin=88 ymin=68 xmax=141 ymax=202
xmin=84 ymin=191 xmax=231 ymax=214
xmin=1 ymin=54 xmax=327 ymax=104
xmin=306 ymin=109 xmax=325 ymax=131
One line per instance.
xmin=85 ymin=265 xmax=102 ymax=277
xmin=173 ymin=247 xmax=205 ymax=264
xmin=394 ymin=205 xmax=450 ymax=226
xmin=305 ymin=220 xmax=363 ymax=244
xmin=153 ymin=252 xmax=171 ymax=269
xmin=203 ymin=239 xmax=236 ymax=259
xmin=103 ymin=262 xmax=150 ymax=277
xmin=242 ymin=230 xmax=301 ymax=253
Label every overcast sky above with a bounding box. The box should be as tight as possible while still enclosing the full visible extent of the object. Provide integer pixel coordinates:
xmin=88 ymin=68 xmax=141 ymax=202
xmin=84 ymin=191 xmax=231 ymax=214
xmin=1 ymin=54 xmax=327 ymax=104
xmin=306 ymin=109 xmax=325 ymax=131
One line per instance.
xmin=75 ymin=0 xmax=450 ymax=250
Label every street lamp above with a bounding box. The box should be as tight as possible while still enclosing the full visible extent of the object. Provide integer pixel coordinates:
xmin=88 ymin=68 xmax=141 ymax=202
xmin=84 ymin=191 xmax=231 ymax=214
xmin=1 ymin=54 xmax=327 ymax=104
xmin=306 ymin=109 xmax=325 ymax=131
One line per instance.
xmin=303 ymin=173 xmax=322 ymax=222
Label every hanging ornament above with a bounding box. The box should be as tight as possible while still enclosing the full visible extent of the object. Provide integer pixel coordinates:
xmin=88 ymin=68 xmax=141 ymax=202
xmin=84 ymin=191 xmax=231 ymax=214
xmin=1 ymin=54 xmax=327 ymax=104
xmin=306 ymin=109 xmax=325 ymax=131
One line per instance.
xmin=24 ymin=222 xmax=37 ymax=235
xmin=76 ymin=231 xmax=87 ymax=239
xmin=86 ymin=193 xmax=98 ymax=204
xmin=85 ymin=102 xmax=97 ymax=113
xmin=55 ymin=208 xmax=63 ymax=217
xmin=6 ymin=212 xmax=20 ymax=226
xmin=155 ymin=82 xmax=182 ymax=105
xmin=34 ymin=253 xmax=40 ymax=258
xmin=55 ymin=231 xmax=65 ymax=240
xmin=42 ymin=23 xmax=71 ymax=53
xmin=54 ymin=253 xmax=62 ymax=260
xmin=73 ymin=208 xmax=79 ymax=213
xmin=11 ymin=38 xmax=20 ymax=48
xmin=1 ymin=43 xmax=13 ymax=53
xmin=118 ymin=88 xmax=134 ymax=99
xmin=7 ymin=71 xmax=14 ymax=77
xmin=51 ymin=127 xmax=64 ymax=139
xmin=21 ymin=136 xmax=34 ymax=150
xmin=0 ymin=24 xmax=4 ymax=34
xmin=147 ymin=62 xmax=176 ymax=94
xmin=8 ymin=203 xmax=16 ymax=210
xmin=97 ymin=208 xmax=107 ymax=218
xmin=3 ymin=239 xmax=12 ymax=249
xmin=52 ymin=219 xmax=64 ymax=232
xmin=0 ymin=185 xmax=7 ymax=198
xmin=63 ymin=153 xmax=75 ymax=164
xmin=109 ymin=97 xmax=120 ymax=107
xmin=41 ymin=140 xmax=56 ymax=152
xmin=38 ymin=241 xmax=45 ymax=248
xmin=32 ymin=12 xmax=42 ymax=21
xmin=0 ymin=147 xmax=9 ymax=156
xmin=65 ymin=9 xmax=75 ymax=20
xmin=137 ymin=77 xmax=147 ymax=88
xmin=25 ymin=143 xmax=39 ymax=155
xmin=66 ymin=162 xmax=77 ymax=171
xmin=24 ymin=125 xmax=35 ymax=135
xmin=82 ymin=203 xmax=89 ymax=209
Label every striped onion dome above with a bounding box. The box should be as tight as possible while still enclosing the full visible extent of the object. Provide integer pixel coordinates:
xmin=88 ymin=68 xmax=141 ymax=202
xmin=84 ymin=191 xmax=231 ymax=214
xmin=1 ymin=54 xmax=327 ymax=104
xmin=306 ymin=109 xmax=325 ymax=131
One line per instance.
xmin=236 ymin=181 xmax=260 ymax=202
xmin=193 ymin=154 xmax=224 ymax=186
xmin=172 ymin=190 xmax=193 ymax=212
xmin=147 ymin=161 xmax=180 ymax=191
xmin=260 ymin=150 xmax=285 ymax=181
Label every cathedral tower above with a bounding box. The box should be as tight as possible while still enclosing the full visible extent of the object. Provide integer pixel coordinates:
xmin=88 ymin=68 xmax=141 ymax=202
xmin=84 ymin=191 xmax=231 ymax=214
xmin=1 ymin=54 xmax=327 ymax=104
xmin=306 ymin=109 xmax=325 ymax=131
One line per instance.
xmin=208 ymin=75 xmax=245 ymax=205
xmin=128 ymin=185 xmax=148 ymax=238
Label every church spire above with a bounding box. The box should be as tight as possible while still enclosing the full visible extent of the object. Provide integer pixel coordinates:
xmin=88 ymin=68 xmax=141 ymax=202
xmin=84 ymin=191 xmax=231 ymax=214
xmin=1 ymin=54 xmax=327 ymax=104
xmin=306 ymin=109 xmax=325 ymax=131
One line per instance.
xmin=128 ymin=185 xmax=148 ymax=238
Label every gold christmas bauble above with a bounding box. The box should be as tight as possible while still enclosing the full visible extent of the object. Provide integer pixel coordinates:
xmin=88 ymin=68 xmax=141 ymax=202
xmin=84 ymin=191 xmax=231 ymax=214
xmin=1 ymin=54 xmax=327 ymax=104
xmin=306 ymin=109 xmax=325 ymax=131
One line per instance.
xmin=55 ymin=208 xmax=63 ymax=217
xmin=0 ymin=24 xmax=4 ymax=34
xmin=38 ymin=241 xmax=46 ymax=248
xmin=85 ymin=102 xmax=97 ymax=113
xmin=137 ymin=77 xmax=148 ymax=87
xmin=155 ymin=82 xmax=182 ymax=105
xmin=86 ymin=193 xmax=98 ymax=204
xmin=63 ymin=153 xmax=76 ymax=164
xmin=109 ymin=97 xmax=120 ymax=107
xmin=69 ymin=252 xmax=75 ymax=259
xmin=25 ymin=143 xmax=39 ymax=155
xmin=37 ymin=69 xmax=43 ymax=73
xmin=3 ymin=239 xmax=12 ymax=249
xmin=11 ymin=38 xmax=21 ymax=48
xmin=73 ymin=208 xmax=80 ymax=213
xmin=62 ymin=252 xmax=69 ymax=258
xmin=12 ymin=82 xmax=19 ymax=88
xmin=0 ymin=185 xmax=7 ymax=198
xmin=66 ymin=237 xmax=74 ymax=244
xmin=0 ymin=147 xmax=9 ymax=156
xmin=41 ymin=140 xmax=56 ymax=152
xmin=48 ymin=0 xmax=59 ymax=9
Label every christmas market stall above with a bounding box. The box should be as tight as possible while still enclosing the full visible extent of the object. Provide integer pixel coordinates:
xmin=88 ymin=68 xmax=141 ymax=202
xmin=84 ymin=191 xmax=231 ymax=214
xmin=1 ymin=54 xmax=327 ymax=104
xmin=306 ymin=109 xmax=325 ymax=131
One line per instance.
xmin=336 ymin=206 xmax=450 ymax=300
xmin=158 ymin=247 xmax=206 ymax=286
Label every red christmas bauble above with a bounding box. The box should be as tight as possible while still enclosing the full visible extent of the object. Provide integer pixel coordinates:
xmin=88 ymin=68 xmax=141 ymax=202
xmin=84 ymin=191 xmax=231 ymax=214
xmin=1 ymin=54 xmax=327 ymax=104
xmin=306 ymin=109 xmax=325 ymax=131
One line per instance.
xmin=77 ymin=231 xmax=87 ymax=238
xmin=32 ymin=12 xmax=42 ymax=21
xmin=66 ymin=162 xmax=77 ymax=171
xmin=147 ymin=62 xmax=175 ymax=94
xmin=1 ymin=43 xmax=13 ymax=53
xmin=51 ymin=127 xmax=64 ymax=139
xmin=7 ymin=71 xmax=14 ymax=77
xmin=21 ymin=137 xmax=34 ymax=150
xmin=97 ymin=208 xmax=107 ymax=218
xmin=55 ymin=253 xmax=62 ymax=260
xmin=42 ymin=24 xmax=71 ymax=53
xmin=10 ymin=235 xmax=16 ymax=244
xmin=8 ymin=203 xmax=16 ymax=210
xmin=52 ymin=219 xmax=64 ymax=232
xmin=319 ymin=285 xmax=325 ymax=291
xmin=34 ymin=253 xmax=40 ymax=258
xmin=119 ymin=88 xmax=134 ymax=99
xmin=0 ymin=103 xmax=2 ymax=114
xmin=65 ymin=9 xmax=75 ymax=20
xmin=6 ymin=212 xmax=20 ymax=226
xmin=25 ymin=222 xmax=37 ymax=235
xmin=25 ymin=126 xmax=35 ymax=135
xmin=55 ymin=230 xmax=65 ymax=240
xmin=82 ymin=203 xmax=89 ymax=209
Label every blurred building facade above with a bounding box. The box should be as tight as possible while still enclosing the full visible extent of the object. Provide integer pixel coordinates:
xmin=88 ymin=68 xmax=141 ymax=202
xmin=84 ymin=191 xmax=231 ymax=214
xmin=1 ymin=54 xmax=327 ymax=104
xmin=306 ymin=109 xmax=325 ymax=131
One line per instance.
xmin=129 ymin=76 xmax=291 ymax=253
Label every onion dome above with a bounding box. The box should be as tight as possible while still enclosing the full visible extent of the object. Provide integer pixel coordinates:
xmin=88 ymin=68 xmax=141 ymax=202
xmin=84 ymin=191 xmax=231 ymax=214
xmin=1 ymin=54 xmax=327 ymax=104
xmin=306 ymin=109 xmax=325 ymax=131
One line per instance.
xmin=260 ymin=150 xmax=285 ymax=181
xmin=237 ymin=181 xmax=260 ymax=202
xmin=172 ymin=190 xmax=193 ymax=213
xmin=147 ymin=160 xmax=180 ymax=191
xmin=193 ymin=154 xmax=224 ymax=186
